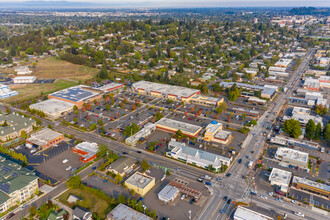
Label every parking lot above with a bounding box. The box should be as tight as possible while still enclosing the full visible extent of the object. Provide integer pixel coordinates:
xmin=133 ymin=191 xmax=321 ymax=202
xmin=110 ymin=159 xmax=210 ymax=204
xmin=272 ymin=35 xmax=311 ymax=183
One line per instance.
xmin=289 ymin=188 xmax=330 ymax=210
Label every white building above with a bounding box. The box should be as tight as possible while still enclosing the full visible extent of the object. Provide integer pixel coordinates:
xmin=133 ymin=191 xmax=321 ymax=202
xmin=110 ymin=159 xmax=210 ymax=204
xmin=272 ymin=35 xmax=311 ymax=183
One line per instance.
xmin=125 ymin=123 xmax=156 ymax=146
xmin=167 ymin=139 xmax=232 ymax=171
xmin=15 ymin=66 xmax=32 ymax=75
xmin=29 ymin=99 xmax=75 ymax=119
xmin=234 ymin=206 xmax=273 ymax=220
xmin=269 ymin=168 xmax=292 ymax=193
xmin=157 ymin=185 xmax=179 ymax=203
xmin=13 ymin=76 xmax=36 ymax=84
xmin=0 ymin=84 xmax=18 ymax=99
xmin=275 ymin=148 xmax=308 ymax=169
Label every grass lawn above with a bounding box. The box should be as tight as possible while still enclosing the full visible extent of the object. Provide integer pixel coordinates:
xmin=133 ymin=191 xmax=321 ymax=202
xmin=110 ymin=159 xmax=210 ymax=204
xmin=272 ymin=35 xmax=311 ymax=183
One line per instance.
xmin=2 ymin=79 xmax=78 ymax=104
xmin=33 ymin=56 xmax=98 ymax=81
xmin=57 ymin=188 xmax=111 ymax=218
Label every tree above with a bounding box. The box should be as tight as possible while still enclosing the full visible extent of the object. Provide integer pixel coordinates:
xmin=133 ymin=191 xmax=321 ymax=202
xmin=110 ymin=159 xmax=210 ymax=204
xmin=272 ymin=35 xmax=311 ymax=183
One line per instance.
xmin=73 ymin=105 xmax=78 ymax=111
xmin=314 ymin=123 xmax=322 ymax=140
xmin=115 ymin=173 xmax=123 ymax=183
xmin=283 ymin=119 xmax=302 ymax=138
xmin=141 ymin=159 xmax=150 ymax=172
xmin=97 ymin=144 xmax=109 ymax=158
xmin=305 ymin=119 xmax=316 ymax=139
xmin=123 ymin=123 xmax=140 ymax=137
xmin=215 ymin=102 xmax=228 ymax=114
xmin=5 ymin=107 xmax=10 ymax=114
xmin=105 ymin=104 xmax=110 ymax=110
xmin=20 ymin=130 xmax=27 ymax=139
xmin=324 ymin=124 xmax=330 ymax=142
xmin=212 ymin=83 xmax=221 ymax=92
xmin=98 ymin=63 xmax=108 ymax=79
xmin=315 ymin=105 xmax=328 ymax=115
xmin=66 ymin=175 xmax=81 ymax=188
xmin=117 ymin=194 xmax=127 ymax=204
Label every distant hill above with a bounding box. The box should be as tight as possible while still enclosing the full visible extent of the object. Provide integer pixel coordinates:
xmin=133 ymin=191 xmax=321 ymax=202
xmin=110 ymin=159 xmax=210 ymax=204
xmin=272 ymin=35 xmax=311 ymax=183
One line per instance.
xmin=289 ymin=7 xmax=330 ymax=16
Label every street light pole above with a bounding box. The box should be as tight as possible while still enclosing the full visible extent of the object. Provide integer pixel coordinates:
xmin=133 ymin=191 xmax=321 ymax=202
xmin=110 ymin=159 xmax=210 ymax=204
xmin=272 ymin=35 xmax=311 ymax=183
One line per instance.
xmin=188 ymin=210 xmax=191 ymax=220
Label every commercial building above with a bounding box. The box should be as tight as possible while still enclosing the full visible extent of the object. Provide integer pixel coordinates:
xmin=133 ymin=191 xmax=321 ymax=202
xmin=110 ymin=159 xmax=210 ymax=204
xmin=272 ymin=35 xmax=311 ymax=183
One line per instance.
xmin=283 ymin=107 xmax=323 ymax=127
xmin=0 ymin=84 xmax=18 ymax=99
xmin=29 ymin=99 xmax=75 ymax=119
xmin=0 ymin=113 xmax=36 ymax=142
xmin=303 ymin=78 xmax=320 ymax=91
xmin=107 ymin=157 xmax=137 ymax=176
xmin=203 ymin=121 xmax=232 ymax=144
xmin=270 ymin=135 xmax=320 ymax=151
xmin=234 ymin=206 xmax=273 ymax=220
xmin=269 ymin=168 xmax=292 ymax=193
xmin=72 ymin=142 xmax=98 ymax=163
xmin=274 ymin=58 xmax=293 ymax=68
xmin=155 ymin=118 xmax=202 ymax=138
xmin=189 ymin=95 xmax=224 ymax=107
xmin=26 ymin=128 xmax=64 ymax=150
xmin=15 ymin=66 xmax=32 ymax=75
xmin=107 ymin=203 xmax=153 ymax=220
xmin=292 ymin=176 xmax=330 ymax=199
xmin=0 ymin=157 xmax=39 ymax=214
xmin=167 ymin=139 xmax=232 ymax=171
xmin=13 ymin=76 xmax=36 ymax=84
xmin=125 ymin=123 xmax=156 ymax=146
xmin=269 ymin=71 xmax=289 ymax=77
xmin=274 ymin=148 xmax=308 ymax=169
xmin=157 ymin=184 xmax=180 ymax=203
xmin=230 ymin=107 xmax=261 ymax=118
xmin=219 ymin=82 xmax=276 ymax=99
xmin=269 ymin=66 xmax=287 ymax=72
xmin=124 ymin=172 xmax=155 ymax=196
xmin=247 ymin=97 xmax=267 ymax=105
xmin=94 ymin=82 xmax=124 ymax=93
xmin=132 ymin=80 xmax=200 ymax=102
xmin=168 ymin=179 xmax=202 ymax=200
xmin=48 ymin=85 xmax=102 ymax=108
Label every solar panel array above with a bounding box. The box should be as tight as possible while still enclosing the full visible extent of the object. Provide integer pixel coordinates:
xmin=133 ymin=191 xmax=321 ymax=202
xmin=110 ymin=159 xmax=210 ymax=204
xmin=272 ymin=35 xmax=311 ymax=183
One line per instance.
xmin=51 ymin=87 xmax=96 ymax=102
xmin=0 ymin=183 xmax=10 ymax=193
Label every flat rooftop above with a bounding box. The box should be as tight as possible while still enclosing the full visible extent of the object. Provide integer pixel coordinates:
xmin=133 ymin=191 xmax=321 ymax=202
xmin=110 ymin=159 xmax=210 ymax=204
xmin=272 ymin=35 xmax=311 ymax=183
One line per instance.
xmin=27 ymin=128 xmax=62 ymax=146
xmin=107 ymin=203 xmax=152 ymax=220
xmin=292 ymin=176 xmax=330 ymax=193
xmin=205 ymin=121 xmax=222 ymax=134
xmin=214 ymin=130 xmax=232 ymax=140
xmin=50 ymin=85 xmax=99 ymax=102
xmin=133 ymin=80 xmax=199 ymax=98
xmin=275 ymin=147 xmax=308 ymax=163
xmin=156 ymin=118 xmax=202 ymax=135
xmin=125 ymin=172 xmax=154 ymax=189
xmin=30 ymin=99 xmax=75 ymax=114
xmin=234 ymin=206 xmax=273 ymax=220
xmin=94 ymin=82 xmax=123 ymax=92
xmin=157 ymin=184 xmax=179 ymax=200
xmin=292 ymin=107 xmax=311 ymax=115
xmin=269 ymin=168 xmax=292 ymax=185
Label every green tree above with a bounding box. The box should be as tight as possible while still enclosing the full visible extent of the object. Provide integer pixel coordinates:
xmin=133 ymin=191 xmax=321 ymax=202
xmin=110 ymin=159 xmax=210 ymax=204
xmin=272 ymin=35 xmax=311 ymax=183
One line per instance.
xmin=66 ymin=175 xmax=81 ymax=188
xmin=212 ymin=83 xmax=221 ymax=92
xmin=98 ymin=63 xmax=108 ymax=79
xmin=117 ymin=194 xmax=127 ymax=204
xmin=215 ymin=102 xmax=228 ymax=114
xmin=305 ymin=119 xmax=316 ymax=139
xmin=123 ymin=123 xmax=140 ymax=137
xmin=97 ymin=144 xmax=109 ymax=158
xmin=314 ymin=123 xmax=322 ymax=140
xmin=73 ymin=105 xmax=78 ymax=110
xmin=20 ymin=130 xmax=27 ymax=139
xmin=283 ymin=119 xmax=302 ymax=138
xmin=324 ymin=124 xmax=330 ymax=142
xmin=5 ymin=107 xmax=10 ymax=114
xmin=141 ymin=159 xmax=150 ymax=172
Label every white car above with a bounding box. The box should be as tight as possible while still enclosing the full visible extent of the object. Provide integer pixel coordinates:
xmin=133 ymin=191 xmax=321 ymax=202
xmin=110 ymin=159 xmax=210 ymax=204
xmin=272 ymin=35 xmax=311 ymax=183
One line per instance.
xmin=62 ymin=159 xmax=69 ymax=164
xmin=294 ymin=212 xmax=304 ymax=217
xmin=65 ymin=166 xmax=72 ymax=171
xmin=181 ymin=194 xmax=186 ymax=200
xmin=260 ymin=195 xmax=268 ymax=200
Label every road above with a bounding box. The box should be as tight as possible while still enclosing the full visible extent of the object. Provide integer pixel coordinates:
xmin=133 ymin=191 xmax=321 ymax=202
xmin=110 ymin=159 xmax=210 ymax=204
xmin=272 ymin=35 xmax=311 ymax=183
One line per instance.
xmin=197 ymin=49 xmax=328 ymax=220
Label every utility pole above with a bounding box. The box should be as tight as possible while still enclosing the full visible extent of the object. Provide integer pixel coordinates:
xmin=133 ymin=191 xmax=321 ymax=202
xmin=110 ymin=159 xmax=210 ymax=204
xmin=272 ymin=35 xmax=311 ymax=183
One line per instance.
xmin=188 ymin=210 xmax=191 ymax=220
xmin=186 ymin=137 xmax=189 ymax=164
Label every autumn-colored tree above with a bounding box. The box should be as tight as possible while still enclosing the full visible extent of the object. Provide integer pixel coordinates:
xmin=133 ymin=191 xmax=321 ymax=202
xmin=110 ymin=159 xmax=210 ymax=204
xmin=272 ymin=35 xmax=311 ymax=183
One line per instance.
xmin=190 ymin=106 xmax=194 ymax=113
xmin=120 ymin=102 xmax=125 ymax=107
xmin=86 ymin=103 xmax=91 ymax=110
xmin=110 ymin=115 xmax=114 ymax=121
xmin=132 ymin=104 xmax=136 ymax=110
xmin=184 ymin=111 xmax=188 ymax=116
xmin=81 ymin=107 xmax=86 ymax=112
xmin=227 ymin=115 xmax=231 ymax=123
xmin=105 ymin=96 xmax=110 ymax=102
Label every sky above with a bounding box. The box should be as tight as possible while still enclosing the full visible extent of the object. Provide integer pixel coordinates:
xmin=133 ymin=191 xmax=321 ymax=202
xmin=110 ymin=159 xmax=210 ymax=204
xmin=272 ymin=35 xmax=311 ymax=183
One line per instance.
xmin=0 ymin=0 xmax=329 ymax=8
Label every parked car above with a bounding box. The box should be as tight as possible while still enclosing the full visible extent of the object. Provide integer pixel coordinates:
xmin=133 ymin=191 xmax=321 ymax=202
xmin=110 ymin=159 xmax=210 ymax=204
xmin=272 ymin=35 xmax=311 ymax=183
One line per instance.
xmin=181 ymin=194 xmax=186 ymax=200
xmin=62 ymin=159 xmax=69 ymax=164
xmin=226 ymin=173 xmax=231 ymax=177
xmin=237 ymin=159 xmax=242 ymax=164
xmin=294 ymin=212 xmax=304 ymax=217
xmin=205 ymin=182 xmax=212 ymax=186
xmin=6 ymin=213 xmax=15 ymax=219
xmin=66 ymin=166 xmax=72 ymax=171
